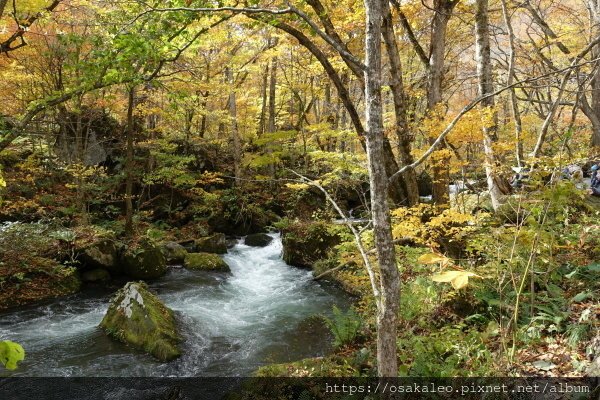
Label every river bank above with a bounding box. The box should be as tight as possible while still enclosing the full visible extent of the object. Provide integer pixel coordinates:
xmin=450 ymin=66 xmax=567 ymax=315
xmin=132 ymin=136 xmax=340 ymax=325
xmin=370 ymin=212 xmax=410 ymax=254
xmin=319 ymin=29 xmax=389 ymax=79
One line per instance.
xmin=0 ymin=234 xmax=351 ymax=376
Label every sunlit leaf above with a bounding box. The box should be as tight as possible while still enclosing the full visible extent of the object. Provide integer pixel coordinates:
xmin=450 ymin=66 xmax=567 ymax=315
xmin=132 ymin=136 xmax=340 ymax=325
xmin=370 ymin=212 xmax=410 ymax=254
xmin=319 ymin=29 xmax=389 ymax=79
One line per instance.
xmin=0 ymin=341 xmax=25 ymax=370
xmin=418 ymin=253 xmax=449 ymax=265
xmin=431 ymin=270 xmax=479 ymax=290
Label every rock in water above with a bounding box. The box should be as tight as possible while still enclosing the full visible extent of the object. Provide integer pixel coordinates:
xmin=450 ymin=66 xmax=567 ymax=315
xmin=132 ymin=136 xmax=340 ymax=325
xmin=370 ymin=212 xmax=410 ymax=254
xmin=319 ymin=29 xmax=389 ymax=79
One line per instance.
xmin=194 ymin=233 xmax=227 ymax=254
xmin=244 ymin=233 xmax=273 ymax=247
xmin=161 ymin=241 xmax=188 ymax=264
xmin=281 ymin=221 xmax=342 ymax=268
xmin=77 ymin=239 xmax=120 ymax=272
xmin=121 ymin=241 xmax=167 ymax=279
xmin=184 ymin=252 xmax=230 ymax=272
xmin=100 ymin=282 xmax=181 ymax=361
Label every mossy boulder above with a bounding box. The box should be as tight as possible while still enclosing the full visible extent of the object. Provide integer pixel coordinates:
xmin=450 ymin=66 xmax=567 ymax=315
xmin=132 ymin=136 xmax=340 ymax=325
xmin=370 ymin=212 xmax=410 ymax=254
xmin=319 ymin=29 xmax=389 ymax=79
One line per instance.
xmin=178 ymin=240 xmax=196 ymax=253
xmin=161 ymin=241 xmax=188 ymax=265
xmin=81 ymin=268 xmax=110 ymax=282
xmin=281 ymin=221 xmax=343 ymax=268
xmin=244 ymin=233 xmax=273 ymax=247
xmin=194 ymin=233 xmax=227 ymax=254
xmin=184 ymin=252 xmax=230 ymax=272
xmin=121 ymin=241 xmax=167 ymax=280
xmin=77 ymin=239 xmax=120 ymax=272
xmin=100 ymin=282 xmax=181 ymax=362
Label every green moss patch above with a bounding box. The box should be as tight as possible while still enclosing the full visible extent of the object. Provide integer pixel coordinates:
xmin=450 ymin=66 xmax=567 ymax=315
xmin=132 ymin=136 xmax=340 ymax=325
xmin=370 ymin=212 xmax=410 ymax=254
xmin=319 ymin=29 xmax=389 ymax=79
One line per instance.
xmin=184 ymin=252 xmax=230 ymax=272
xmin=100 ymin=281 xmax=181 ymax=362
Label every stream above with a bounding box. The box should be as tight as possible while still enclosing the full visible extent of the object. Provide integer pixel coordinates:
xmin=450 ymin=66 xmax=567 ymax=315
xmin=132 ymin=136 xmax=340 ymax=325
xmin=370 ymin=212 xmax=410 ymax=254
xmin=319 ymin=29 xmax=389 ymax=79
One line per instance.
xmin=0 ymin=233 xmax=350 ymax=377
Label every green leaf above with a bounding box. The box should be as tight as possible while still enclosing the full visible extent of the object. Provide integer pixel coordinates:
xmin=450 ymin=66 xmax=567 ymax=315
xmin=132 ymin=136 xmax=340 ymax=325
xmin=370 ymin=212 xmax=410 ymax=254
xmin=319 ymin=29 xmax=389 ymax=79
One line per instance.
xmin=586 ymin=263 xmax=600 ymax=272
xmin=572 ymin=291 xmax=592 ymax=303
xmin=564 ymin=269 xmax=578 ymax=279
xmin=0 ymin=340 xmax=25 ymax=370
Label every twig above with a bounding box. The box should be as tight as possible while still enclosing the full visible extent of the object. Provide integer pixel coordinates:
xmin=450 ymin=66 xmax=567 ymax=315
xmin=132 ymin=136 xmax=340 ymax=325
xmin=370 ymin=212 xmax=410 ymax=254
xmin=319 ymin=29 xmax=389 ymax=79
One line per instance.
xmin=287 ymin=169 xmax=381 ymax=305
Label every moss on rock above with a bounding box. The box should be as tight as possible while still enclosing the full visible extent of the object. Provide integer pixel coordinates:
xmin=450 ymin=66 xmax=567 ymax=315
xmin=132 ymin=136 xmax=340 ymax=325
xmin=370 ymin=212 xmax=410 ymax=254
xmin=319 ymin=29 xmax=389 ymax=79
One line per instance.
xmin=77 ymin=239 xmax=120 ymax=272
xmin=100 ymin=281 xmax=181 ymax=362
xmin=255 ymin=356 xmax=355 ymax=377
xmin=194 ymin=233 xmax=227 ymax=254
xmin=0 ymin=260 xmax=81 ymax=310
xmin=121 ymin=240 xmax=167 ymax=280
xmin=281 ymin=221 xmax=343 ymax=268
xmin=184 ymin=252 xmax=230 ymax=272
xmin=161 ymin=241 xmax=188 ymax=264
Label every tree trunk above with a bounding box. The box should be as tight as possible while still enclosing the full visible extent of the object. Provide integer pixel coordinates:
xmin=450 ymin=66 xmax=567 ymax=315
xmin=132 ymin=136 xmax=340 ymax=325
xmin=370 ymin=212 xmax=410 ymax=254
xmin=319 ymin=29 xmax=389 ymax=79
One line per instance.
xmin=268 ymin=57 xmax=278 ymax=133
xmin=475 ymin=0 xmax=504 ymax=210
xmin=257 ymin=63 xmax=269 ymax=136
xmin=226 ymin=67 xmax=242 ymax=183
xmin=381 ymin=4 xmax=419 ymax=206
xmin=0 ymin=0 xmax=8 ymax=19
xmin=588 ymin=1 xmax=600 ymax=147
xmin=267 ymin=56 xmax=278 ymax=175
xmin=364 ymin=0 xmax=399 ymax=377
xmin=500 ymin=0 xmax=524 ymax=165
xmin=427 ymin=0 xmax=457 ymax=207
xmin=124 ymin=87 xmax=135 ymax=236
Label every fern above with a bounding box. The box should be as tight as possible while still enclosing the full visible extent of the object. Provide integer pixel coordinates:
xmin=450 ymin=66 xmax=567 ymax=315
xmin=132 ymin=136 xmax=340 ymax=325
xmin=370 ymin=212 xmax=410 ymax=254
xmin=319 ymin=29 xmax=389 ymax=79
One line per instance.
xmin=323 ymin=306 xmax=362 ymax=348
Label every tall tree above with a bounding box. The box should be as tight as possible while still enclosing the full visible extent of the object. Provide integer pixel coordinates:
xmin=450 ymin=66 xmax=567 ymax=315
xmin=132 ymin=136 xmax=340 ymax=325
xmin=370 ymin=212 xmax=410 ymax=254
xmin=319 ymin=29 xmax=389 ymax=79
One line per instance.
xmin=582 ymin=0 xmax=600 ymax=146
xmin=124 ymin=86 xmax=136 ymax=236
xmin=363 ymin=0 xmax=399 ymax=377
xmin=500 ymin=0 xmax=524 ymax=165
xmin=226 ymin=66 xmax=242 ymax=183
xmin=382 ymin=3 xmax=419 ymax=206
xmin=398 ymin=0 xmax=458 ymax=206
xmin=426 ymin=0 xmax=458 ymax=207
xmin=475 ymin=0 xmax=508 ymax=210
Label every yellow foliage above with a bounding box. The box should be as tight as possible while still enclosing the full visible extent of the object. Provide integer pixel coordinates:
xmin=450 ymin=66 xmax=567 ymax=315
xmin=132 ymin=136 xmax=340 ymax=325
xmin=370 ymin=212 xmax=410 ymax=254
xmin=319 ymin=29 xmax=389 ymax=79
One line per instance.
xmin=391 ymin=205 xmax=478 ymax=252
xmin=285 ymin=183 xmax=311 ymax=191
xmin=431 ymin=270 xmax=480 ymax=290
xmin=14 ymin=0 xmax=49 ymax=15
xmin=418 ymin=252 xmax=452 ymax=267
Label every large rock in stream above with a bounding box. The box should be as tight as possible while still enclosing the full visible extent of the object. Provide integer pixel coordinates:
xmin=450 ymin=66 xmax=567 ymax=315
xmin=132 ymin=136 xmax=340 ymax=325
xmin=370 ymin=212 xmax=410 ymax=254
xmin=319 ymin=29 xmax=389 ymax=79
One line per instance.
xmin=184 ymin=252 xmax=230 ymax=272
xmin=161 ymin=241 xmax=188 ymax=265
xmin=244 ymin=233 xmax=273 ymax=247
xmin=77 ymin=239 xmax=120 ymax=272
xmin=100 ymin=282 xmax=181 ymax=362
xmin=281 ymin=221 xmax=342 ymax=268
xmin=121 ymin=241 xmax=167 ymax=279
xmin=194 ymin=233 xmax=227 ymax=254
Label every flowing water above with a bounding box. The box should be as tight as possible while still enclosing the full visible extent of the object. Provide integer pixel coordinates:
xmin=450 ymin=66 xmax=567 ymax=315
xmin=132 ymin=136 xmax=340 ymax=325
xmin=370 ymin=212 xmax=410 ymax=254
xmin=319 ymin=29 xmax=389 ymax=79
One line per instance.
xmin=0 ymin=234 xmax=350 ymax=377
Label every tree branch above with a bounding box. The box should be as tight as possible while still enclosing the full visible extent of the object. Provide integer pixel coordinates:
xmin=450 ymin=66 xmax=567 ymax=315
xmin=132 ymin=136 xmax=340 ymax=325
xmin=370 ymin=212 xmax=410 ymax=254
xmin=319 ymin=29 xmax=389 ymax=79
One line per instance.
xmin=288 ymin=169 xmax=380 ymax=302
xmin=0 ymin=0 xmax=62 ymax=54
xmin=287 ymin=3 xmax=367 ymax=72
xmin=389 ymin=54 xmax=600 ymax=182
xmin=391 ymin=0 xmax=429 ymax=67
